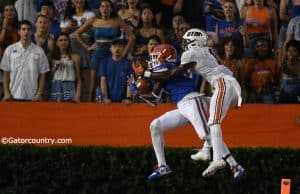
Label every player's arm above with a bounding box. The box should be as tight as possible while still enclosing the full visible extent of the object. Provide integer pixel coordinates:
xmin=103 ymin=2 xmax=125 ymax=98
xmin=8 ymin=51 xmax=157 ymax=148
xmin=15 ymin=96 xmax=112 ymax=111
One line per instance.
xmin=140 ymin=61 xmax=195 ymax=82
xmin=132 ymin=60 xmax=172 ymax=81
xmin=168 ymin=62 xmax=196 ymax=79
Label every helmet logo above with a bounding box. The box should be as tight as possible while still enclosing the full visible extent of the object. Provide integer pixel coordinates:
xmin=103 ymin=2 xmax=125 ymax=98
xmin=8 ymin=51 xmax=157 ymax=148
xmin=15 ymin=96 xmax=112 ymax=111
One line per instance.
xmin=186 ymin=31 xmax=203 ymax=37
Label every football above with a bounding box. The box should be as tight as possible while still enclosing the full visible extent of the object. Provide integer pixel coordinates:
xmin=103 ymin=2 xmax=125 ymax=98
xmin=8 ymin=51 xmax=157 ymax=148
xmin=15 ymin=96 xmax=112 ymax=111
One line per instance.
xmin=135 ymin=77 xmax=152 ymax=94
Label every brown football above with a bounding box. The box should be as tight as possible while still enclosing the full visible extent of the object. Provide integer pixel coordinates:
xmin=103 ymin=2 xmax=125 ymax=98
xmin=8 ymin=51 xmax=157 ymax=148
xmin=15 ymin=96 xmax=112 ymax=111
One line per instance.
xmin=135 ymin=77 xmax=151 ymax=94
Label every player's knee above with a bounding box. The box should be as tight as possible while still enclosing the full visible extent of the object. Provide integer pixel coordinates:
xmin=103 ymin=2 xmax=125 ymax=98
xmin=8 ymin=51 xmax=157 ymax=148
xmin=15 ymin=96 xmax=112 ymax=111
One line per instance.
xmin=150 ymin=118 xmax=161 ymax=133
xmin=210 ymin=124 xmax=222 ymax=138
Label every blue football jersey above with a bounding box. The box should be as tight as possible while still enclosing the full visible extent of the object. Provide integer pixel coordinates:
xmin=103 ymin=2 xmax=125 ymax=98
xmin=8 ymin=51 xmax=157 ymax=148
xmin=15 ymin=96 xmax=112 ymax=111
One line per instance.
xmin=155 ymin=62 xmax=201 ymax=104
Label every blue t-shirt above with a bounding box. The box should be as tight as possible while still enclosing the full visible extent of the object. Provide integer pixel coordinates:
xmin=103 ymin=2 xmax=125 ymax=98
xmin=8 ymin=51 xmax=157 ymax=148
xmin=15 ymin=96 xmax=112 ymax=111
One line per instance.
xmin=217 ymin=19 xmax=243 ymax=41
xmin=202 ymin=0 xmax=223 ymax=32
xmin=51 ymin=21 xmax=61 ymax=38
xmin=98 ymin=57 xmax=132 ymax=102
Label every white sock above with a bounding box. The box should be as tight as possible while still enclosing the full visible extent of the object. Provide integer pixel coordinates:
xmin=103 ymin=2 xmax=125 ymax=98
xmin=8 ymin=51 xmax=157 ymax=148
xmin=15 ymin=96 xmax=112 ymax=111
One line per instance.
xmin=150 ymin=123 xmax=166 ymax=166
xmin=210 ymin=124 xmax=223 ymax=161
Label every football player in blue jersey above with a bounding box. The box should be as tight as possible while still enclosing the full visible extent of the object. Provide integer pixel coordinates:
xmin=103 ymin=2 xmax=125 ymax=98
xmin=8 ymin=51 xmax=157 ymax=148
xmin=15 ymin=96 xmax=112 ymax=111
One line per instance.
xmin=133 ymin=44 xmax=212 ymax=180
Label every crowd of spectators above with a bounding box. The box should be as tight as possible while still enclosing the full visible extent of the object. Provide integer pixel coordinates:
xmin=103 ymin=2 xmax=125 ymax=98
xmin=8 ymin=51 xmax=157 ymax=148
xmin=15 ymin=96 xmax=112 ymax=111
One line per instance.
xmin=0 ymin=0 xmax=299 ymax=104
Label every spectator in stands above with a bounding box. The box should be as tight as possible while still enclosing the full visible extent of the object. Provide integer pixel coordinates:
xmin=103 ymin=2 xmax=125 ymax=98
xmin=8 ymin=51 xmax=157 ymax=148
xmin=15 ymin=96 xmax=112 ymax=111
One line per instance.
xmin=14 ymin=0 xmax=36 ymax=24
xmin=52 ymin=0 xmax=69 ymax=22
xmin=147 ymin=35 xmax=161 ymax=55
xmin=118 ymin=0 xmax=141 ymax=41
xmin=61 ymin=0 xmax=95 ymax=101
xmin=284 ymin=6 xmax=300 ymax=45
xmin=0 ymin=2 xmax=19 ymax=100
xmin=75 ymin=0 xmax=135 ymax=102
xmin=32 ymin=15 xmax=54 ymax=55
xmin=281 ymin=6 xmax=300 ymax=65
xmin=32 ymin=14 xmax=55 ymax=101
xmin=98 ymin=39 xmax=133 ymax=103
xmin=173 ymin=21 xmax=191 ymax=61
xmin=277 ymin=0 xmax=294 ymax=66
xmin=218 ymin=36 xmax=245 ymax=100
xmin=235 ymin=0 xmax=245 ymax=12
xmin=242 ymin=0 xmax=278 ymax=58
xmin=0 ymin=20 xmax=49 ymax=101
xmin=201 ymin=0 xmax=224 ymax=44
xmin=278 ymin=39 xmax=300 ymax=103
xmin=215 ymin=0 xmax=245 ymax=47
xmin=39 ymin=0 xmax=60 ymax=38
xmin=157 ymin=0 xmax=183 ymax=29
xmin=139 ymin=0 xmax=162 ymax=26
xmin=0 ymin=3 xmax=19 ymax=58
xmin=240 ymin=0 xmax=253 ymax=18
xmin=241 ymin=38 xmax=278 ymax=103
xmin=87 ymin=0 xmax=101 ymax=11
xmin=61 ymin=0 xmax=94 ymax=69
xmin=265 ymin=0 xmax=277 ymax=10
xmin=49 ymin=32 xmax=81 ymax=102
xmin=218 ymin=37 xmax=243 ymax=84
xmin=135 ymin=5 xmax=164 ymax=57
xmin=166 ymin=13 xmax=185 ymax=53
xmin=0 ymin=1 xmax=17 ymax=13
xmin=137 ymin=34 xmax=161 ymax=62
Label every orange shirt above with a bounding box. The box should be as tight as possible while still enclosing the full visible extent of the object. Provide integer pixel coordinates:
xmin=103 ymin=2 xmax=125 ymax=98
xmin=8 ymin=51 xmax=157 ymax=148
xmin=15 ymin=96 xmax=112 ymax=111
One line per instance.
xmin=245 ymin=7 xmax=271 ymax=34
xmin=0 ymin=28 xmax=19 ymax=57
xmin=242 ymin=58 xmax=278 ymax=92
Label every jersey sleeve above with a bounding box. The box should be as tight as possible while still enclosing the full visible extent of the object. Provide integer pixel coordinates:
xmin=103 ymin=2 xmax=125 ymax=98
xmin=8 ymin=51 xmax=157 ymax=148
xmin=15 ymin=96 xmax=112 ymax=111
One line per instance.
xmin=180 ymin=50 xmax=195 ymax=65
xmin=152 ymin=62 xmax=169 ymax=72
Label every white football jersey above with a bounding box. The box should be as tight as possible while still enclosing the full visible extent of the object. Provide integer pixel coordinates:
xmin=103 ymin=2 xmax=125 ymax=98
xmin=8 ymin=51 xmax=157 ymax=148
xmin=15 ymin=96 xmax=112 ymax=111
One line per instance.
xmin=181 ymin=47 xmax=233 ymax=85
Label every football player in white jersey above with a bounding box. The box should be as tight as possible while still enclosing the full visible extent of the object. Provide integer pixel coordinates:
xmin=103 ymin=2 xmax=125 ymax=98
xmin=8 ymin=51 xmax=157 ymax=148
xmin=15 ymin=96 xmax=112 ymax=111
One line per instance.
xmin=142 ymin=28 xmax=245 ymax=179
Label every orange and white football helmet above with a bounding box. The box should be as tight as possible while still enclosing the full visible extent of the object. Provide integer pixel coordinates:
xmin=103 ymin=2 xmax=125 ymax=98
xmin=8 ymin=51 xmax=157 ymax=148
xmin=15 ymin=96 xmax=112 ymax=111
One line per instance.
xmin=149 ymin=44 xmax=177 ymax=71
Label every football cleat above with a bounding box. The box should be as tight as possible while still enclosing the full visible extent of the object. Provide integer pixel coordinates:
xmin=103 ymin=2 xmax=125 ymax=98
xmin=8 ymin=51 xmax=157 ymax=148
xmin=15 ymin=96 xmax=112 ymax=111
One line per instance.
xmin=231 ymin=164 xmax=245 ymax=180
xmin=202 ymin=160 xmax=226 ymax=177
xmin=148 ymin=164 xmax=172 ymax=180
xmin=191 ymin=149 xmax=211 ymax=161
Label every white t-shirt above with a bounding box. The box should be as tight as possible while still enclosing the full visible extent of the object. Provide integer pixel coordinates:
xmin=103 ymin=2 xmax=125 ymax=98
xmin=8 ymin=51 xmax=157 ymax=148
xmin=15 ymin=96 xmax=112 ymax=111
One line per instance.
xmin=60 ymin=11 xmax=95 ymax=37
xmin=53 ymin=56 xmax=76 ymax=81
xmin=286 ymin=16 xmax=300 ymax=41
xmin=0 ymin=42 xmax=50 ymax=100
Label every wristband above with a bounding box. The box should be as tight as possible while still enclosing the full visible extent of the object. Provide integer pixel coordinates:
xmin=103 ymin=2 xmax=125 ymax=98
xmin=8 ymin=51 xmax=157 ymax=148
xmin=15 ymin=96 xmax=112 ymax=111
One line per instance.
xmin=144 ymin=70 xmax=151 ymax=78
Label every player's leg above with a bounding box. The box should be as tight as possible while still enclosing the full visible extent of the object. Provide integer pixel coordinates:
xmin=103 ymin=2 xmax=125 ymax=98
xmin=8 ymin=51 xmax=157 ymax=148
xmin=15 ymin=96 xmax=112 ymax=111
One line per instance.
xmin=203 ymin=78 xmax=228 ymax=177
xmin=177 ymin=95 xmax=212 ymax=161
xmin=205 ymin=79 xmax=244 ymax=179
xmin=148 ymin=109 xmax=189 ymax=180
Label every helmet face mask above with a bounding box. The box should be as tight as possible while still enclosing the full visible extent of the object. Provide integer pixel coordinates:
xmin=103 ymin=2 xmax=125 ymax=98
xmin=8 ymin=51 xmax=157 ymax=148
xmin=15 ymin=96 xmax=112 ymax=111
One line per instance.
xmin=149 ymin=53 xmax=160 ymax=70
xmin=182 ymin=38 xmax=197 ymax=51
xmin=182 ymin=28 xmax=208 ymax=50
